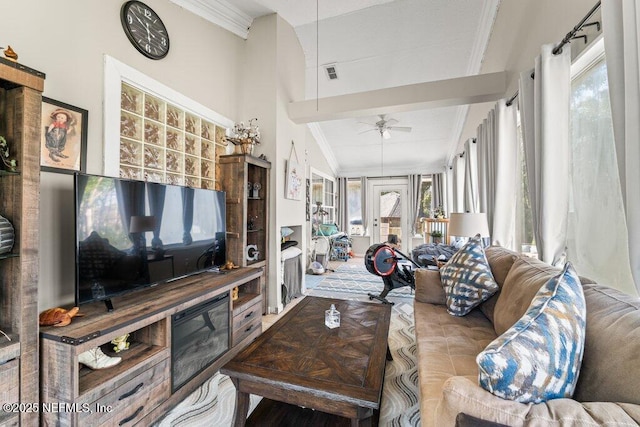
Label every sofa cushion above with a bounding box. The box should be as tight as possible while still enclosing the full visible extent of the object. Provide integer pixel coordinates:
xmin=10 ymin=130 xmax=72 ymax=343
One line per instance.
xmin=573 ymin=283 xmax=640 ymax=404
xmin=436 ymin=376 xmax=640 ymax=427
xmin=493 ymin=256 xmax=560 ymax=335
xmin=477 ymin=263 xmax=586 ymax=403
xmin=413 ymin=301 xmax=496 ymax=426
xmin=480 ymin=246 xmax=519 ymax=323
xmin=440 ymin=235 xmax=499 ymax=316
xmin=414 ymin=268 xmax=447 ymax=305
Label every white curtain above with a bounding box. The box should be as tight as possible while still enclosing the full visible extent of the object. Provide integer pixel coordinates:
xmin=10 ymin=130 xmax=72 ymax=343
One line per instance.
xmin=519 ymin=44 xmax=571 ymax=266
xmin=360 ymin=176 xmax=369 ymax=235
xmin=446 ymin=166 xmax=454 ymax=216
xmin=408 ymin=174 xmax=422 ymax=235
xmin=476 ymin=101 xmax=518 ymax=249
xmin=452 ymin=154 xmax=466 ymax=213
xmin=432 ymin=173 xmax=445 ymax=213
xmin=463 ymin=138 xmax=479 ymax=213
xmin=602 ymin=0 xmax=640 ymax=292
xmin=336 ymin=177 xmax=349 ymax=232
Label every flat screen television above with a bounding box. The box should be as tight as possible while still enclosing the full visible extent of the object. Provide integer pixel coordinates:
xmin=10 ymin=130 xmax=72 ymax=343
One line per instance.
xmin=75 ymin=173 xmax=226 ymax=310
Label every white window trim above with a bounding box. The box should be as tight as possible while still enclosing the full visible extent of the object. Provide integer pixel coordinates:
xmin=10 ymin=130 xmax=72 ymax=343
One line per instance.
xmin=103 ymin=55 xmax=234 ymax=177
xmin=571 ymin=35 xmax=605 ymax=79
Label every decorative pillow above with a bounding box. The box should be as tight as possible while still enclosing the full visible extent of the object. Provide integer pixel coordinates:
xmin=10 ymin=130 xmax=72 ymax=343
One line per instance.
xmin=476 ymin=262 xmax=586 ymax=403
xmin=440 ymin=234 xmax=498 ymax=316
xmin=281 ymin=227 xmax=294 ymax=238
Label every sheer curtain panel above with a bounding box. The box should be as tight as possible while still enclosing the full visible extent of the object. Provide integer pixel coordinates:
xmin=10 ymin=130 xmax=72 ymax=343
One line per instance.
xmin=408 ymin=174 xmax=422 ymax=235
xmin=336 ymin=177 xmax=349 ymax=232
xmin=360 ymin=176 xmax=369 ymax=235
xmin=603 ymin=0 xmax=640 ymax=293
xmin=463 ymin=138 xmax=479 ymax=213
xmin=519 ymin=44 xmax=572 ymax=266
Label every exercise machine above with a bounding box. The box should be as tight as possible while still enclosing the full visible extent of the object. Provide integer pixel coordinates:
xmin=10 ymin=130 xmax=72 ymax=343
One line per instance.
xmin=364 ymin=243 xmax=419 ymax=305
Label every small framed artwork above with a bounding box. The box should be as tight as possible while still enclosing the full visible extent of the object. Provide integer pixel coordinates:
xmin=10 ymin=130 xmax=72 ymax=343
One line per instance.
xmin=285 ymin=160 xmax=303 ymax=200
xmin=40 ymin=97 xmax=88 ymax=173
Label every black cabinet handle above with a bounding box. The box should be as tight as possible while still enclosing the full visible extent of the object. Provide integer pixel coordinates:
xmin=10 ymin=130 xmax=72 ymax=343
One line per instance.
xmin=118 ymin=382 xmax=144 ymax=401
xmin=244 ymin=311 xmax=254 ymax=319
xmin=245 ymin=324 xmax=253 ymax=333
xmin=119 ymin=406 xmax=144 ymax=425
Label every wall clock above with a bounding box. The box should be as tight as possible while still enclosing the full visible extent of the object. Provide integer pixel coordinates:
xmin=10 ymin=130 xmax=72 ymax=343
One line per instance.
xmin=120 ymin=1 xmax=170 ymax=60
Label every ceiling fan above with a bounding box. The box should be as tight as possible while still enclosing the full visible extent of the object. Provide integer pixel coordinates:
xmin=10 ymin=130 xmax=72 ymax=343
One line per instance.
xmin=358 ymin=114 xmax=412 ymax=139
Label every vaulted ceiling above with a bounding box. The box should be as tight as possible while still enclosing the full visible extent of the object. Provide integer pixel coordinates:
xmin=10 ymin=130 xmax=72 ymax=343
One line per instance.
xmin=171 ymin=0 xmax=503 ymax=177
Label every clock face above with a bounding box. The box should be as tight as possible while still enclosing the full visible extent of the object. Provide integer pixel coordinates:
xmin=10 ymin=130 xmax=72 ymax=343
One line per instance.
xmin=120 ymin=1 xmax=170 ymax=60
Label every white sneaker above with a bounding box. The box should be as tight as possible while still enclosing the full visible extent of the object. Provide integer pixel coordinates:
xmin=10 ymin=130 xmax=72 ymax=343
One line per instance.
xmin=78 ymin=347 xmax=122 ymax=370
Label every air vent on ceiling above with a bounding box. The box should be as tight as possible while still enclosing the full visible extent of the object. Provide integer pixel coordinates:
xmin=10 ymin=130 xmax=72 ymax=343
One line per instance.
xmin=324 ymin=64 xmax=338 ymax=80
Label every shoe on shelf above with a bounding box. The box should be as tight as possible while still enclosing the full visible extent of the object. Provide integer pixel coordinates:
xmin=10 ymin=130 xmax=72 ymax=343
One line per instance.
xmin=78 ymin=347 xmax=121 ymax=370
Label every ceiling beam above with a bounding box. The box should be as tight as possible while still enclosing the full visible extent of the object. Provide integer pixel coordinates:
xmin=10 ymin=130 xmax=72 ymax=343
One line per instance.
xmin=288 ymin=71 xmax=507 ymax=124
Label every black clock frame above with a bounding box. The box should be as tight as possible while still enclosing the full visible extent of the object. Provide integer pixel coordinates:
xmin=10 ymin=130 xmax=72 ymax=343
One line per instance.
xmin=120 ymin=0 xmax=170 ymax=60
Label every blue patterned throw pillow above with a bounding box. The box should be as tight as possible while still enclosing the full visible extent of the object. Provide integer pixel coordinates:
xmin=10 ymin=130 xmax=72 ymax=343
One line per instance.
xmin=440 ymin=234 xmax=498 ymax=316
xmin=476 ymin=262 xmax=586 ymax=403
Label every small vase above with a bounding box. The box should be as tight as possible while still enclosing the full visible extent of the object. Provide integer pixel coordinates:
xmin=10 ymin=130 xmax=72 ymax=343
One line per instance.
xmin=0 ymin=214 xmax=15 ymax=254
xmin=241 ymin=142 xmax=254 ymax=155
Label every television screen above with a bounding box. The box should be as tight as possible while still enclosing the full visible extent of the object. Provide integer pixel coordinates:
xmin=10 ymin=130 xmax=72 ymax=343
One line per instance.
xmin=75 ymin=173 xmax=226 ymax=307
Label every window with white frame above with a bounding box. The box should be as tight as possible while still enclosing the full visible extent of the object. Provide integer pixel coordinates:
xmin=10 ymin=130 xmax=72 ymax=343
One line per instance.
xmin=103 ymin=56 xmax=233 ymax=188
xmin=310 ymin=170 xmax=335 ymax=230
xmin=347 ymin=179 xmax=362 ymax=235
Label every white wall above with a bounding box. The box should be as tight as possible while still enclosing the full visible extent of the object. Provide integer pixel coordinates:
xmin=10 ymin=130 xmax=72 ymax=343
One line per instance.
xmin=459 ymin=0 xmax=599 ymax=148
xmin=3 ymin=1 xmax=323 ymax=310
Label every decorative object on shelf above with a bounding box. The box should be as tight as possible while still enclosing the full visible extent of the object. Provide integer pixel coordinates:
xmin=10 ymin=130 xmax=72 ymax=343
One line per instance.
xmin=0 ymin=136 xmax=17 ymax=172
xmin=430 ymin=230 xmax=443 ymax=244
xmin=1 ymin=45 xmax=18 ymax=61
xmin=225 ymin=118 xmax=261 ymax=155
xmin=222 ymin=260 xmax=239 ymax=270
xmin=111 ymin=333 xmax=130 ymax=353
xmin=247 ymin=215 xmax=258 ymax=231
xmin=325 ymin=303 xmax=340 ymax=329
xmin=252 ymin=182 xmax=262 ymax=199
xmin=247 ymin=181 xmax=252 ymax=195
xmin=38 ymin=306 xmax=83 ymax=327
xmin=120 ymin=1 xmax=170 ymax=60
xmin=0 ymin=214 xmax=14 ymax=255
xmin=285 ymin=141 xmax=303 ymax=200
xmin=78 ymin=347 xmax=122 ymax=370
xmin=40 ymin=97 xmax=88 ymax=174
xmin=245 ymin=244 xmax=259 ymax=261
xmin=232 ymin=286 xmax=239 ymax=301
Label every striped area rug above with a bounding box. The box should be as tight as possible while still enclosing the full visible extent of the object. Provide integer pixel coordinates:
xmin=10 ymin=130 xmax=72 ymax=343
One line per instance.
xmin=156 ymin=258 xmax=420 ymax=426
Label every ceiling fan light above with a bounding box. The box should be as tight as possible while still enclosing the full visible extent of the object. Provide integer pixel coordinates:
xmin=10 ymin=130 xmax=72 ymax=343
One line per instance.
xmin=382 ymin=129 xmax=391 ymax=139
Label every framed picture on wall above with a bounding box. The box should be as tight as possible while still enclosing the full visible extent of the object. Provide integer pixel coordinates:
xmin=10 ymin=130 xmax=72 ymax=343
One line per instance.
xmin=40 ymin=97 xmax=88 ymax=174
xmin=285 ymin=160 xmax=303 ymax=200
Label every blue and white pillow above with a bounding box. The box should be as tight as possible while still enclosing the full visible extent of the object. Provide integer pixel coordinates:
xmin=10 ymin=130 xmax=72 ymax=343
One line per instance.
xmin=440 ymin=234 xmax=498 ymax=316
xmin=476 ymin=262 xmax=586 ymax=403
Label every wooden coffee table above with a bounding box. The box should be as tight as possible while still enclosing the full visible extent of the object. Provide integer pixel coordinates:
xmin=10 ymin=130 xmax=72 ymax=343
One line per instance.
xmin=221 ymin=296 xmax=392 ymax=427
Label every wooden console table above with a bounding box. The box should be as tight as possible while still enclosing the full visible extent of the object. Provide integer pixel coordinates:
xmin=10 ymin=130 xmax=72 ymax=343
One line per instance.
xmin=40 ymin=267 xmax=263 ymax=427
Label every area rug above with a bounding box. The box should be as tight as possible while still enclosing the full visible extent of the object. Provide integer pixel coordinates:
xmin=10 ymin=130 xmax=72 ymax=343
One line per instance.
xmin=156 ymin=258 xmax=420 ymax=427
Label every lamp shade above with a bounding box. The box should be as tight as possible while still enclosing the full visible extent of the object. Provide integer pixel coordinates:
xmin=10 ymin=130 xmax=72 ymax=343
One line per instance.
xmin=448 ymin=213 xmax=490 ymax=238
xmin=129 ymin=215 xmax=156 ymax=233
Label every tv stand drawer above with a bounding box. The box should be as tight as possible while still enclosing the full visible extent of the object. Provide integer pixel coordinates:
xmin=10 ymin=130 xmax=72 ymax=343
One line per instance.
xmin=232 ymin=299 xmax=262 ymax=347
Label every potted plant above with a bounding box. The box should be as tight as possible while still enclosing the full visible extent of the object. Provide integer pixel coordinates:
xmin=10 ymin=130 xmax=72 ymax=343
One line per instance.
xmin=430 ymin=230 xmax=443 ymax=244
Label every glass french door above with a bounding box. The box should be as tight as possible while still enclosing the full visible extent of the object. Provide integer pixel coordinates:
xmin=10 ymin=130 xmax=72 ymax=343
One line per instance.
xmin=372 ymin=182 xmax=408 ymax=250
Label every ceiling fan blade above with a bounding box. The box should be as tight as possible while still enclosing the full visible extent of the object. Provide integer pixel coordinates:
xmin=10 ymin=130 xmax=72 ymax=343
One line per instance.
xmin=357 ymin=128 xmax=377 ymax=135
xmin=388 ymin=126 xmax=412 ymax=132
xmin=385 ymin=118 xmax=399 ymax=126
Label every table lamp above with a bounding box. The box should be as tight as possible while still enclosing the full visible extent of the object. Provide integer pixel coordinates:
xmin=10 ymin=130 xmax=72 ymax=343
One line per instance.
xmin=448 ymin=212 xmax=490 ymax=245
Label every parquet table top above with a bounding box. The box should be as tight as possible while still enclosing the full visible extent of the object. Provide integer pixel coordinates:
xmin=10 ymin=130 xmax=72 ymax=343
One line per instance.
xmin=221 ymin=296 xmax=392 ymax=425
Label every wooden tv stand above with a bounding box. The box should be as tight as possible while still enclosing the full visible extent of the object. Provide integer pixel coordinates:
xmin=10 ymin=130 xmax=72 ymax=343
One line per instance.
xmin=40 ymin=267 xmax=263 ymax=427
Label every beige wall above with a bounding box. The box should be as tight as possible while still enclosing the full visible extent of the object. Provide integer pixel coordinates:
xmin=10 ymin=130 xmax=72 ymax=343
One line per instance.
xmin=3 ymin=1 xmax=319 ymax=310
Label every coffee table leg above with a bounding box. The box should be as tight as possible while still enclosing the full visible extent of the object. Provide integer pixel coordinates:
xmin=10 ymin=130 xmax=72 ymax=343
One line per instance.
xmin=231 ymin=379 xmax=250 ymax=427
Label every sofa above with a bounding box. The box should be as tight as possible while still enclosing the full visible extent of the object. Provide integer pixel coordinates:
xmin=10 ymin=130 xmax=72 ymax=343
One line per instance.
xmin=413 ymin=245 xmax=640 ymax=426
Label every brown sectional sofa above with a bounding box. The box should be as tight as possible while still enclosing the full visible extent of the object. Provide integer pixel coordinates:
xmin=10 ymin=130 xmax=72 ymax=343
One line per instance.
xmin=414 ymin=246 xmax=640 ymax=426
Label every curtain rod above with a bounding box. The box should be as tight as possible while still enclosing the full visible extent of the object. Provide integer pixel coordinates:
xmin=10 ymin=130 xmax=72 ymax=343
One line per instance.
xmin=505 ymin=0 xmax=601 ymax=106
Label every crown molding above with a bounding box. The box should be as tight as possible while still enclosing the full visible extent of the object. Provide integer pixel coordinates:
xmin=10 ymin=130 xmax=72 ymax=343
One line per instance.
xmin=170 ymin=0 xmax=253 ymax=39
xmin=307 ymin=123 xmax=339 ymax=175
